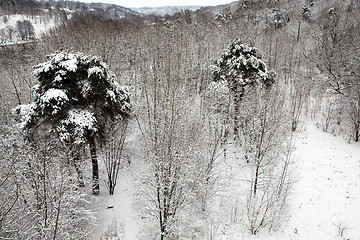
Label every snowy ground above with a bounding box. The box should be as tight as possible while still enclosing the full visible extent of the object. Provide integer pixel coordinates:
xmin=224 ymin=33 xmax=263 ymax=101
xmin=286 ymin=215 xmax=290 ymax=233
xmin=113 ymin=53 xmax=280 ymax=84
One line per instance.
xmin=92 ymin=167 xmax=139 ymax=240
xmin=286 ymin=123 xmax=360 ymax=240
xmin=94 ymin=121 xmax=360 ymax=239
xmin=0 ymin=14 xmax=57 ymax=44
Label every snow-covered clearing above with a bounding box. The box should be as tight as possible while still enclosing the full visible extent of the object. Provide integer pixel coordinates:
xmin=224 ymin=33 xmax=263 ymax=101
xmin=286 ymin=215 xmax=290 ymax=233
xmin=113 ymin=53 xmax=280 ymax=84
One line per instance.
xmin=0 ymin=14 xmax=57 ymax=43
xmin=93 ymin=167 xmax=139 ymax=240
xmin=1 ymin=14 xmax=56 ymax=35
xmin=286 ymin=123 xmax=360 ymax=240
xmin=94 ymin=121 xmax=360 ymax=239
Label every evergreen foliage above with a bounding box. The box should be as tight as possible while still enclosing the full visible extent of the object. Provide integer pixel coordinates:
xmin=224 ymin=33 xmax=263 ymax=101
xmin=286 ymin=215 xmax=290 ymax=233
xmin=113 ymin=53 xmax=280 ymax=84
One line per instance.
xmin=19 ymin=52 xmax=131 ymax=142
xmin=213 ymin=39 xmax=274 ymax=92
xmin=16 ymin=52 xmax=132 ymax=194
xmin=212 ymin=39 xmax=274 ymax=136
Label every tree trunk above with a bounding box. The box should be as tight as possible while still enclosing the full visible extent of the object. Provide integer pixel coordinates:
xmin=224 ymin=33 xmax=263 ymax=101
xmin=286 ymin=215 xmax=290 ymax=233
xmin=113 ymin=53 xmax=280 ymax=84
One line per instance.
xmin=72 ymin=148 xmax=85 ymax=188
xmin=355 ymin=126 xmax=359 ymax=142
xmin=253 ymin=160 xmax=260 ymax=196
xmin=109 ymin=181 xmax=114 ymax=195
xmin=233 ymin=87 xmax=244 ymax=138
xmin=89 ymin=136 xmax=100 ymax=195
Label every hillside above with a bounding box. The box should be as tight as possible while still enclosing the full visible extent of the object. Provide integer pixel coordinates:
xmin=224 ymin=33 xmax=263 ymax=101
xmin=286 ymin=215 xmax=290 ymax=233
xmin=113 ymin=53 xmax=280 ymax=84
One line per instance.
xmin=0 ymin=0 xmax=359 ymax=239
xmin=0 ymin=14 xmax=58 ymax=43
xmin=0 ymin=0 xmax=139 ymax=44
xmin=133 ymin=6 xmax=202 ymax=16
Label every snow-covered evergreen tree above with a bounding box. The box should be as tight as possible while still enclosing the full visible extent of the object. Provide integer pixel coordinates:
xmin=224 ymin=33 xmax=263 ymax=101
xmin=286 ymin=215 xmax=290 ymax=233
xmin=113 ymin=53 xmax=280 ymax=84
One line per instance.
xmin=212 ymin=39 xmax=274 ymax=136
xmin=16 ymin=52 xmax=132 ymax=194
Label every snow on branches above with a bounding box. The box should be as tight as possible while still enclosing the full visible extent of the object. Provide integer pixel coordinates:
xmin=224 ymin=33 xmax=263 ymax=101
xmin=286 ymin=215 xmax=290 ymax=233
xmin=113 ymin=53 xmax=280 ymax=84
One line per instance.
xmin=16 ymin=51 xmax=132 ymax=144
xmin=211 ymin=39 xmax=275 ymax=136
xmin=57 ymin=108 xmax=97 ymax=144
xmin=39 ymin=88 xmax=69 ymax=115
xmin=213 ymin=39 xmax=274 ymax=92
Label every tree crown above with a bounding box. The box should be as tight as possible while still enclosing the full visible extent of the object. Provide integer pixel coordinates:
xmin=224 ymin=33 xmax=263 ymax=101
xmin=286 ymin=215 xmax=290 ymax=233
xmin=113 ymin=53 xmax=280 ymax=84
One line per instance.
xmin=16 ymin=52 xmax=131 ymax=144
xmin=213 ymin=39 xmax=274 ymax=91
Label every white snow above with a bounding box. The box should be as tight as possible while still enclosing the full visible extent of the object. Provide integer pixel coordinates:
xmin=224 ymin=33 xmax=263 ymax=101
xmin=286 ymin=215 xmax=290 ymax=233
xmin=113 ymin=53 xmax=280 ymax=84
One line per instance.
xmin=33 ymin=53 xmax=81 ymax=77
xmin=93 ymin=168 xmax=139 ymax=240
xmin=133 ymin=6 xmax=201 ymax=17
xmin=211 ymin=122 xmax=360 ymax=240
xmin=41 ymin=88 xmax=68 ymax=102
xmin=207 ymin=80 xmax=229 ymax=96
xmin=14 ymin=103 xmax=35 ymax=129
xmin=58 ymin=108 xmax=97 ymax=143
xmin=88 ymin=66 xmax=105 ymax=78
xmin=286 ymin=123 xmax=360 ymax=240
xmin=60 ymin=55 xmax=78 ymax=72
xmin=106 ymin=90 xmax=117 ymax=102
xmin=54 ymin=74 xmax=62 ymax=82
xmin=67 ymin=108 xmax=97 ymax=131
xmin=33 ymin=61 xmax=53 ymax=76
xmin=53 ymin=53 xmax=66 ymax=63
xmin=92 ymin=121 xmax=360 ymax=239
xmin=40 ymin=88 xmax=68 ymax=115
xmin=0 ymin=14 xmax=58 ymax=44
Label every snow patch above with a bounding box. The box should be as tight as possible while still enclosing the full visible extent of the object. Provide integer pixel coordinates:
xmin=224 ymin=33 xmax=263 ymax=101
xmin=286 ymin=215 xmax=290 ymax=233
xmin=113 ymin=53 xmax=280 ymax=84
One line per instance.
xmin=106 ymin=90 xmax=116 ymax=102
xmin=0 ymin=14 xmax=58 ymax=44
xmin=33 ymin=61 xmax=53 ymax=76
xmin=14 ymin=103 xmax=36 ymax=129
xmin=88 ymin=66 xmax=105 ymax=78
xmin=58 ymin=109 xmax=97 ymax=143
xmin=59 ymin=55 xmax=78 ymax=72
xmin=40 ymin=88 xmax=68 ymax=115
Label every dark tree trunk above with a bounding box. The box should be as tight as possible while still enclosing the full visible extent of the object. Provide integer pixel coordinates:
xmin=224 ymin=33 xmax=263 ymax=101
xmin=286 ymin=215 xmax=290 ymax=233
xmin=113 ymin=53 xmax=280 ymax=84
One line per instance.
xmin=89 ymin=136 xmax=99 ymax=195
xmin=233 ymin=87 xmax=244 ymax=138
xmin=109 ymin=181 xmax=114 ymax=195
xmin=355 ymin=127 xmax=359 ymax=142
xmin=73 ymin=150 xmax=85 ymax=188
xmin=253 ymin=161 xmax=260 ymax=196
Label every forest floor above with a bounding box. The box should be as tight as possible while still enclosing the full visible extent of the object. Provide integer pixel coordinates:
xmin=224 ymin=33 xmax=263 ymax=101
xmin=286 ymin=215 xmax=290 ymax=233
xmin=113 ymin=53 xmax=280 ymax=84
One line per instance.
xmin=283 ymin=123 xmax=360 ymax=240
xmin=93 ymin=167 xmax=139 ymax=240
xmin=93 ymin=120 xmax=360 ymax=240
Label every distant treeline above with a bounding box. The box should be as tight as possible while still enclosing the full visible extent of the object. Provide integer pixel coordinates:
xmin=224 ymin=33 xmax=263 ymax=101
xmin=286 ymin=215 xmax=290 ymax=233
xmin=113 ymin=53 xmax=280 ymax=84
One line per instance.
xmin=0 ymin=0 xmax=139 ymax=19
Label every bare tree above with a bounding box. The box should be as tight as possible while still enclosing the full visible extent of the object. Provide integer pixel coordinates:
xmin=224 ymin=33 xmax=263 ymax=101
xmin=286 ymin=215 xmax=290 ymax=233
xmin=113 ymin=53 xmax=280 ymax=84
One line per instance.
xmin=135 ymin=26 xmax=223 ymax=238
xmin=101 ymin=120 xmax=128 ymax=195
xmin=16 ymin=20 xmax=35 ymax=41
xmin=290 ymin=79 xmax=310 ymax=131
xmin=0 ymin=99 xmax=95 ymax=239
xmin=239 ymin=85 xmax=294 ymax=235
xmin=315 ymin=7 xmax=360 ymax=141
xmin=6 ymin=26 xmax=16 ymax=42
xmin=0 ymin=101 xmax=21 ymax=237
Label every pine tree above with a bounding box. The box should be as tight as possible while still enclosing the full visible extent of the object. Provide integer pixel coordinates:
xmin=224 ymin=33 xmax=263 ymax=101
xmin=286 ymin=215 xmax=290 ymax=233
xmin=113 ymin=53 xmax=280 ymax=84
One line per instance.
xmin=212 ymin=39 xmax=274 ymax=136
xmin=16 ymin=52 xmax=131 ymax=194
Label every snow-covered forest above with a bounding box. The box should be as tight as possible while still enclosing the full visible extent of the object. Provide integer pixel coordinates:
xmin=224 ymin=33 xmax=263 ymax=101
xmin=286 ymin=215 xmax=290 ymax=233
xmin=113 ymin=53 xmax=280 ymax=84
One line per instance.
xmin=1 ymin=0 xmax=360 ymax=239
